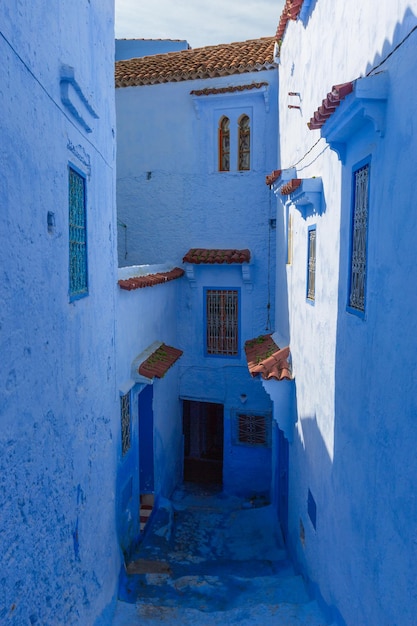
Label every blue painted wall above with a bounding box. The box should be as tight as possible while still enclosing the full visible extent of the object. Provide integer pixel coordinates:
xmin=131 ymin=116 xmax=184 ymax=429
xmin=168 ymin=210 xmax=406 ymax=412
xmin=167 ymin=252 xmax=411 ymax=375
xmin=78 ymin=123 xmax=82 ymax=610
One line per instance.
xmin=116 ymin=62 xmax=279 ymax=499
xmin=116 ymin=268 xmax=183 ymax=553
xmin=0 ymin=1 xmax=120 ymax=624
xmin=274 ymin=3 xmax=417 ymax=624
xmin=179 ymin=264 xmax=273 ymax=496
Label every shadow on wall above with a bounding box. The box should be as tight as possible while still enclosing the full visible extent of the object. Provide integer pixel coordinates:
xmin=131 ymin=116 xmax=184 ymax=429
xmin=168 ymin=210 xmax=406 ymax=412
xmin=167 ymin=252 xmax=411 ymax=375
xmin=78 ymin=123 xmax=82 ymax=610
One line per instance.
xmin=289 ymin=405 xmax=345 ymax=626
xmin=332 ymin=9 xmax=417 ymax=625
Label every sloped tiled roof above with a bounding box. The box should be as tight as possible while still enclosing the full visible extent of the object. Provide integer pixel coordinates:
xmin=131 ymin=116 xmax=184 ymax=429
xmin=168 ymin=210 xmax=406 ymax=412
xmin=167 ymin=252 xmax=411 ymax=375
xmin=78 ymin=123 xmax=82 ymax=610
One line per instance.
xmin=118 ymin=267 xmax=184 ymax=290
xmin=308 ymin=82 xmax=354 ymax=130
xmin=280 ymin=179 xmax=302 ymax=195
xmin=245 ymin=334 xmax=292 ymax=381
xmin=115 ymin=38 xmax=276 ymax=88
xmin=190 ymin=82 xmax=268 ymax=96
xmin=183 ymin=249 xmax=251 ymax=264
xmin=266 ymin=169 xmax=282 ymax=186
xmin=138 ymin=343 xmax=183 ymax=379
xmin=276 ymin=0 xmax=304 ymax=43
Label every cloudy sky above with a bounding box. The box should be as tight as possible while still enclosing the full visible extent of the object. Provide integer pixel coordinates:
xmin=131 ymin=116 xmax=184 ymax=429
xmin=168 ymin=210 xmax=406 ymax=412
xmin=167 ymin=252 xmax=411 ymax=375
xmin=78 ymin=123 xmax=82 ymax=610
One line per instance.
xmin=115 ymin=0 xmax=285 ymax=49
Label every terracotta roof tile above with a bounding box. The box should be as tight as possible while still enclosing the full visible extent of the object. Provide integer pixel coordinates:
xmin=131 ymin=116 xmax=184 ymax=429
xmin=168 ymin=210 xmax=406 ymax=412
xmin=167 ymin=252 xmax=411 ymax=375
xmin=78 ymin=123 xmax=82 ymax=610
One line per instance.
xmin=190 ymin=82 xmax=268 ymax=96
xmin=266 ymin=169 xmax=282 ymax=186
xmin=115 ymin=38 xmax=276 ymax=88
xmin=275 ymin=0 xmax=304 ymax=43
xmin=118 ymin=267 xmax=184 ymax=290
xmin=138 ymin=344 xmax=183 ymax=379
xmin=182 ymin=249 xmax=251 ymax=264
xmin=245 ymin=334 xmax=292 ymax=381
xmin=308 ymin=82 xmax=354 ymax=130
xmin=280 ymin=178 xmax=302 ymax=195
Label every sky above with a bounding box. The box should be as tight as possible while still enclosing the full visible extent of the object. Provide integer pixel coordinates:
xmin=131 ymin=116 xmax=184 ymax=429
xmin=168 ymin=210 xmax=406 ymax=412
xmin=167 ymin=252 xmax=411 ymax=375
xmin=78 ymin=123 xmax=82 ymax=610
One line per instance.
xmin=115 ymin=0 xmax=285 ymax=49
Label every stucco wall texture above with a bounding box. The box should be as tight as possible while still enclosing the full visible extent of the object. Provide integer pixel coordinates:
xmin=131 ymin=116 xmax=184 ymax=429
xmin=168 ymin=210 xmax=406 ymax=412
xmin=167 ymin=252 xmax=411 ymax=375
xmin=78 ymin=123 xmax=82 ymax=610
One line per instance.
xmin=116 ymin=275 xmax=183 ymax=532
xmin=0 ymin=2 xmax=119 ymax=624
xmin=276 ymin=2 xmax=417 ymax=624
xmin=116 ymin=67 xmax=279 ymax=499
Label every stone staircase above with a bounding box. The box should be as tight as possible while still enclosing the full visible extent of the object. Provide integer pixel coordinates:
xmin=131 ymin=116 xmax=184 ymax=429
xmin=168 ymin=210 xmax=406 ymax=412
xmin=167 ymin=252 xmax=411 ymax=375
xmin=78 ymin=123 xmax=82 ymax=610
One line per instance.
xmin=113 ymin=484 xmax=335 ymax=625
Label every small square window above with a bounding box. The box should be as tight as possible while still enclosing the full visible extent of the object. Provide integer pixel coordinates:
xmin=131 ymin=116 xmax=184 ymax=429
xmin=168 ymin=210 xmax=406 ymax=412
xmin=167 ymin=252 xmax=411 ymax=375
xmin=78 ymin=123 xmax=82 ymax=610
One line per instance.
xmin=236 ymin=413 xmax=271 ymax=447
xmin=120 ymin=392 xmax=131 ymax=456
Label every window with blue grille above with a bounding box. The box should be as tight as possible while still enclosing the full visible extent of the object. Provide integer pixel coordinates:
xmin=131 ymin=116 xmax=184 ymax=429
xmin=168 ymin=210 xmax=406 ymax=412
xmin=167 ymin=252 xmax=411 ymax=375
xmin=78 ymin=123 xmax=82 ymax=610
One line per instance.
xmin=69 ymin=166 xmax=88 ymax=300
xmin=306 ymin=225 xmax=316 ymax=302
xmin=348 ymin=160 xmax=370 ymax=314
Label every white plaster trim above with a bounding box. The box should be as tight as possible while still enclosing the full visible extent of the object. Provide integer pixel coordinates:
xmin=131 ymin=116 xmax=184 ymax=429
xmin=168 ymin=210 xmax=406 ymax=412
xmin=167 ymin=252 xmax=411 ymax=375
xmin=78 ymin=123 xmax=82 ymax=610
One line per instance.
xmin=119 ymin=378 xmax=136 ymax=396
xmin=118 ymin=262 xmax=177 ymax=281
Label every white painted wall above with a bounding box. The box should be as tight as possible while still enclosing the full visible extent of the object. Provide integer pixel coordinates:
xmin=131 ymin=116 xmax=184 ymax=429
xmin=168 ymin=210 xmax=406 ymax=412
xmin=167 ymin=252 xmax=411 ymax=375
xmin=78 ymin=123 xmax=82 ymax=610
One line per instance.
xmin=276 ymin=2 xmax=417 ymax=624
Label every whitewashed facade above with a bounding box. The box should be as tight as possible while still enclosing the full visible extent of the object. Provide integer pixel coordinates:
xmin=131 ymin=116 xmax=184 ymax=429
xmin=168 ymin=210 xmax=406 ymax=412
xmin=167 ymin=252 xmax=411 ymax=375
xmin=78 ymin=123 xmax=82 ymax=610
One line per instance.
xmin=272 ymin=2 xmax=417 ymax=624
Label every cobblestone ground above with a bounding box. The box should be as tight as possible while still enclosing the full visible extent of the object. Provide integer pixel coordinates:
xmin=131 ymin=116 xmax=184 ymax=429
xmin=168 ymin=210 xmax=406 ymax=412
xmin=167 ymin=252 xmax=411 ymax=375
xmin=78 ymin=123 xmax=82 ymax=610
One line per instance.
xmin=113 ymin=484 xmax=333 ymax=625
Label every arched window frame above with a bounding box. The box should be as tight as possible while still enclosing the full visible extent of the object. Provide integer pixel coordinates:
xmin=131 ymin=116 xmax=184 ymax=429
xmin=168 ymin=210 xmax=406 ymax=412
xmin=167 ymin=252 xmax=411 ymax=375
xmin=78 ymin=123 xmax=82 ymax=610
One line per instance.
xmin=218 ymin=116 xmax=230 ymax=171
xmin=238 ymin=114 xmax=250 ymax=171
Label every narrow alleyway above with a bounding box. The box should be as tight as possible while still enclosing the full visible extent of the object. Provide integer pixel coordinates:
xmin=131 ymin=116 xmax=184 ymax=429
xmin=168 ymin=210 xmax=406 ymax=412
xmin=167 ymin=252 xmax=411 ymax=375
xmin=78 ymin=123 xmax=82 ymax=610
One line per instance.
xmin=113 ymin=484 xmax=333 ymax=625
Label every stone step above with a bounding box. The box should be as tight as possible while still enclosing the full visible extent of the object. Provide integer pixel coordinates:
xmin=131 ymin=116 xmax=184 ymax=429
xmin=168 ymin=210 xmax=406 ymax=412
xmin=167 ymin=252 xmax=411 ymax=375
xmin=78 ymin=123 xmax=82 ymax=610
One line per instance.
xmin=113 ymin=599 xmax=332 ymax=625
xmin=120 ymin=568 xmax=310 ymax=609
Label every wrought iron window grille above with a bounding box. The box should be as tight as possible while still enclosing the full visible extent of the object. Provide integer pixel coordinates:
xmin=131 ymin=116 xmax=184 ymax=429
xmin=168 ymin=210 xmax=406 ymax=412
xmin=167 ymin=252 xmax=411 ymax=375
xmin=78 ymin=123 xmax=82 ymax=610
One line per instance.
xmin=236 ymin=412 xmax=271 ymax=447
xmin=349 ymin=163 xmax=369 ymax=313
xmin=307 ymin=226 xmax=316 ymax=301
xmin=69 ymin=167 xmax=88 ymax=300
xmin=238 ymin=114 xmax=250 ymax=171
xmin=218 ymin=116 xmax=230 ymax=171
xmin=120 ymin=392 xmax=131 ymax=456
xmin=206 ymin=289 xmax=239 ymax=356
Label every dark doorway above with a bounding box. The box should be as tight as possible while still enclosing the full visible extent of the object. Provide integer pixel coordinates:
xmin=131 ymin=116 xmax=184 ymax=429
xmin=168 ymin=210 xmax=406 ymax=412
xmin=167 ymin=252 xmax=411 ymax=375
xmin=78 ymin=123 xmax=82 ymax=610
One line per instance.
xmin=183 ymin=400 xmax=224 ymax=484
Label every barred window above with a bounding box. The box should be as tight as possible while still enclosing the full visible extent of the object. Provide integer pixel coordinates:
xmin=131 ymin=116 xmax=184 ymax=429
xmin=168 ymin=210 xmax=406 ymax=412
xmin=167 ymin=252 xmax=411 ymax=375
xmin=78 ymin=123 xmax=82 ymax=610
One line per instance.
xmin=206 ymin=289 xmax=239 ymax=356
xmin=238 ymin=114 xmax=250 ymax=171
xmin=69 ymin=167 xmax=88 ymax=300
xmin=349 ymin=163 xmax=370 ymax=312
xmin=307 ymin=226 xmax=316 ymax=301
xmin=120 ymin=392 xmax=131 ymax=456
xmin=237 ymin=413 xmax=271 ymax=447
xmin=218 ymin=116 xmax=230 ymax=171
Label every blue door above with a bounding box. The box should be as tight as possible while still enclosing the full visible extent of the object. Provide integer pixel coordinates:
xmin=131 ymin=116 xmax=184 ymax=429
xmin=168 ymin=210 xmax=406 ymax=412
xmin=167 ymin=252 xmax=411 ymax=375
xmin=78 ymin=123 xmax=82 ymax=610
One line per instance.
xmin=278 ymin=426 xmax=289 ymax=542
xmin=139 ymin=385 xmax=154 ymax=493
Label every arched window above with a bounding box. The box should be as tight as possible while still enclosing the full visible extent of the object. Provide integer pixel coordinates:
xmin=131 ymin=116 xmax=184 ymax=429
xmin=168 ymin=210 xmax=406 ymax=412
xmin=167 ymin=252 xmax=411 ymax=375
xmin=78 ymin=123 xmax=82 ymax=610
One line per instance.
xmin=238 ymin=114 xmax=250 ymax=170
xmin=218 ymin=116 xmax=230 ymax=171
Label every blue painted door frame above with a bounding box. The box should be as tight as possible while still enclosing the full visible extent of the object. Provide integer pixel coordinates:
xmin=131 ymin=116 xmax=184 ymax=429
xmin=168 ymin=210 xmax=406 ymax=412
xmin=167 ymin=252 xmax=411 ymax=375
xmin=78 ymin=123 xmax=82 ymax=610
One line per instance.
xmin=278 ymin=426 xmax=289 ymax=542
xmin=272 ymin=422 xmax=289 ymax=542
xmin=139 ymin=384 xmax=154 ymax=493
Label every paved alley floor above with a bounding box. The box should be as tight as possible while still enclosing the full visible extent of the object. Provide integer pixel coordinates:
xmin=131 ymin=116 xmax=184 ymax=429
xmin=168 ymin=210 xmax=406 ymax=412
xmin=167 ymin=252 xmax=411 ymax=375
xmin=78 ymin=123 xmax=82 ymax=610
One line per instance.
xmin=113 ymin=483 xmax=332 ymax=625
